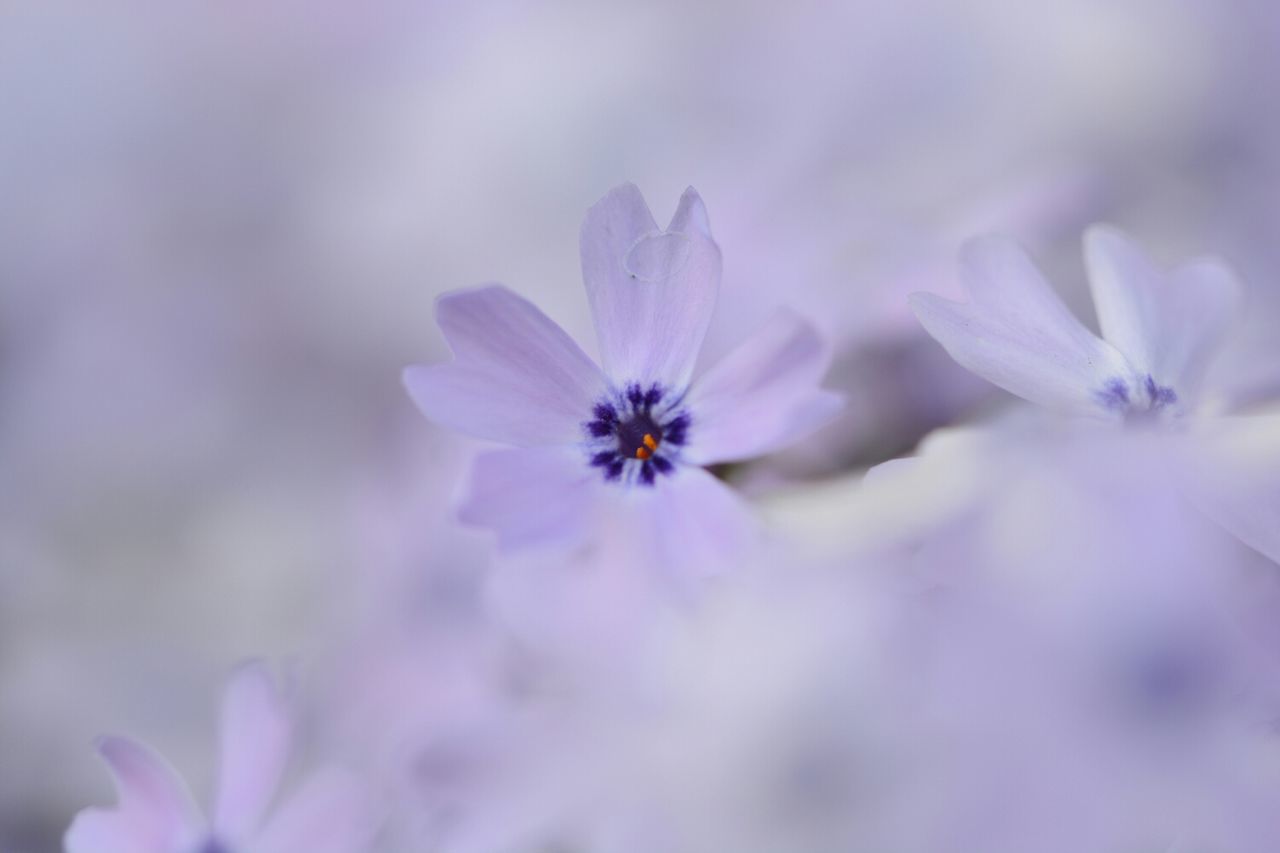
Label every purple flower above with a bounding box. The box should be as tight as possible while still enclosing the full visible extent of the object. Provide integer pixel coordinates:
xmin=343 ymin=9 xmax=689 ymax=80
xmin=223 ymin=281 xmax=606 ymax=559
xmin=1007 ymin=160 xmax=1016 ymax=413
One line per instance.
xmin=64 ymin=662 xmax=379 ymax=853
xmin=403 ymin=184 xmax=841 ymax=562
xmin=909 ymin=226 xmax=1241 ymax=420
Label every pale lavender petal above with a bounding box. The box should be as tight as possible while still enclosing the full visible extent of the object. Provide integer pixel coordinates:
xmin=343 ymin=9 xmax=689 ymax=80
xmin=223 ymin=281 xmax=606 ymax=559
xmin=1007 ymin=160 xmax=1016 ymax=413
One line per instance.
xmin=457 ymin=446 xmax=601 ymax=551
xmin=64 ymin=810 xmax=147 ymax=853
xmin=1181 ymin=415 xmax=1280 ymax=566
xmin=1085 ymin=225 xmax=1241 ymax=403
xmin=64 ymin=737 xmax=204 ymax=853
xmin=253 ymin=768 xmax=381 ymax=853
xmin=580 ymin=184 xmax=721 ymax=389
xmin=683 ymin=310 xmax=843 ymax=465
xmin=404 ymin=285 xmax=606 ymax=446
xmin=666 ymin=185 xmax=713 ymax=238
xmin=910 ymin=236 xmax=1133 ymax=415
xmin=639 ymin=466 xmax=758 ymax=577
xmin=211 ymin=661 xmax=291 ymax=839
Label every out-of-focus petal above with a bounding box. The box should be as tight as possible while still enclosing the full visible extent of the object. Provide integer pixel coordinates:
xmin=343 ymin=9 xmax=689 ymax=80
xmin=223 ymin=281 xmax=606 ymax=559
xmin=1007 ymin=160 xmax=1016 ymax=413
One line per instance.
xmin=910 ymin=236 xmax=1132 ymax=415
xmin=64 ymin=810 xmax=144 ymax=853
xmin=638 ymin=466 xmax=757 ymax=578
xmin=212 ymin=661 xmax=292 ymax=840
xmin=64 ymin=737 xmax=204 ymax=853
xmin=683 ymin=310 xmax=843 ymax=465
xmin=457 ymin=446 xmax=601 ymax=551
xmin=1085 ymin=225 xmax=1241 ymax=403
xmin=253 ymin=769 xmax=381 ymax=853
xmin=580 ymin=184 xmax=721 ymax=389
xmin=1181 ymin=414 xmax=1280 ymax=565
xmin=404 ymin=285 xmax=606 ymax=446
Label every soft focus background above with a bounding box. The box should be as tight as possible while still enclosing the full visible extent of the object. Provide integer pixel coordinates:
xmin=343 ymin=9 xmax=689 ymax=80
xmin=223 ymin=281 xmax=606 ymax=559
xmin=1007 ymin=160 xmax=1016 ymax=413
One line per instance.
xmin=4 ymin=1 xmax=1280 ymax=850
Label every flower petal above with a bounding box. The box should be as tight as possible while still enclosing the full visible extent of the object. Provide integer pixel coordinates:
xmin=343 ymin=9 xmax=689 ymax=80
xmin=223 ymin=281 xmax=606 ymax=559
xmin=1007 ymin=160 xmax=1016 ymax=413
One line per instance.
xmin=1085 ymin=225 xmax=1241 ymax=404
xmin=683 ymin=310 xmax=843 ymax=465
xmin=212 ymin=661 xmax=292 ymax=839
xmin=64 ymin=809 xmax=148 ymax=853
xmin=404 ymin=285 xmax=606 ymax=447
xmin=1181 ymin=414 xmax=1280 ymax=566
xmin=457 ymin=446 xmax=601 ymax=551
xmin=64 ymin=737 xmax=204 ymax=853
xmin=637 ymin=466 xmax=758 ymax=577
xmin=580 ymin=184 xmax=721 ymax=389
xmin=910 ymin=235 xmax=1133 ymax=415
xmin=253 ymin=768 xmax=381 ymax=853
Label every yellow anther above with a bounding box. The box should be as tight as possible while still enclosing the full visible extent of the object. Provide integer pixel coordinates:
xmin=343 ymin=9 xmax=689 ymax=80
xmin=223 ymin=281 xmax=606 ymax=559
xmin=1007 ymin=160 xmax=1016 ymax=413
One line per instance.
xmin=642 ymin=434 xmax=659 ymax=451
xmin=636 ymin=446 xmax=652 ymax=460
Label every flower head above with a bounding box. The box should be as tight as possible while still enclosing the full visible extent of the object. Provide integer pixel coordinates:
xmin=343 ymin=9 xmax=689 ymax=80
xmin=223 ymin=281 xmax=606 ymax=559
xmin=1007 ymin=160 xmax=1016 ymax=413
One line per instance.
xmin=909 ymin=226 xmax=1242 ymax=421
xmin=403 ymin=184 xmax=841 ymax=567
xmin=64 ymin=662 xmax=379 ymax=853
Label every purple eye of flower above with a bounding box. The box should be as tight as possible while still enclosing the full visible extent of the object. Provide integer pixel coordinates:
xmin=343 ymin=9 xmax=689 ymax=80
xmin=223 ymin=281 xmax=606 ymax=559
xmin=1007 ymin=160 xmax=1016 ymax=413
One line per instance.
xmin=198 ymin=840 xmax=232 ymax=853
xmin=584 ymin=382 xmax=691 ymax=486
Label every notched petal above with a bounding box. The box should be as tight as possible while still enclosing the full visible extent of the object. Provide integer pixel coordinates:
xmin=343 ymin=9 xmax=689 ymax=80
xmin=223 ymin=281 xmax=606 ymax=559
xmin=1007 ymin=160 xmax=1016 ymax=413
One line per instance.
xmin=667 ymin=186 xmax=712 ymax=237
xmin=581 ymin=184 xmax=721 ymax=388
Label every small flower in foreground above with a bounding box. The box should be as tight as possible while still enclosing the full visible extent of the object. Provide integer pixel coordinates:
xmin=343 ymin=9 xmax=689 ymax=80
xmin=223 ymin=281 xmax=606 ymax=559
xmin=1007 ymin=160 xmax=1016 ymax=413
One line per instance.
xmin=909 ymin=226 xmax=1241 ymax=420
xmin=64 ymin=662 xmax=379 ymax=853
xmin=403 ymin=184 xmax=842 ymax=566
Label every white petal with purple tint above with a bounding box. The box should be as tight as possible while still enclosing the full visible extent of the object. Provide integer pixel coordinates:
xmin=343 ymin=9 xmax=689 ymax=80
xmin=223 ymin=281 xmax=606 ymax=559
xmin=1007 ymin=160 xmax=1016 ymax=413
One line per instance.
xmin=457 ymin=446 xmax=601 ymax=551
xmin=1085 ymin=225 xmax=1241 ymax=403
xmin=910 ymin=236 xmax=1133 ymax=415
xmin=403 ymin=285 xmax=606 ymax=446
xmin=684 ymin=310 xmax=844 ymax=465
xmin=63 ymin=811 xmax=144 ymax=853
xmin=64 ymin=737 xmax=204 ymax=853
xmin=212 ymin=661 xmax=292 ymax=840
xmin=1181 ymin=414 xmax=1280 ymax=566
xmin=580 ymin=184 xmax=721 ymax=389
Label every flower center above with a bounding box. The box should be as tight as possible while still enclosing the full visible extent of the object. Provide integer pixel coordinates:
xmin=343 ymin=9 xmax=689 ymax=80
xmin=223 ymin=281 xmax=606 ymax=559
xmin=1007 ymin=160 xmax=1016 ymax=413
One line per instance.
xmin=616 ymin=411 xmax=663 ymax=460
xmin=194 ymin=838 xmax=233 ymax=853
xmin=583 ymin=382 xmax=691 ymax=486
xmin=1095 ymin=373 xmax=1178 ymax=420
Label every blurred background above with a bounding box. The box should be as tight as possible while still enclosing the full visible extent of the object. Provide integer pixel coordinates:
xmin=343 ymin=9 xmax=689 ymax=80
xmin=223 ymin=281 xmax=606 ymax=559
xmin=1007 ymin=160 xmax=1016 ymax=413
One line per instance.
xmin=4 ymin=0 xmax=1280 ymax=849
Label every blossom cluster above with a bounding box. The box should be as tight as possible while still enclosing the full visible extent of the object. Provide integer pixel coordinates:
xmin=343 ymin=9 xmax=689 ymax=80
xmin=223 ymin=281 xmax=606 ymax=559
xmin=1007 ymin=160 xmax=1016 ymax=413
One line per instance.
xmin=10 ymin=8 xmax=1280 ymax=852
xmin=53 ymin=179 xmax=1280 ymax=853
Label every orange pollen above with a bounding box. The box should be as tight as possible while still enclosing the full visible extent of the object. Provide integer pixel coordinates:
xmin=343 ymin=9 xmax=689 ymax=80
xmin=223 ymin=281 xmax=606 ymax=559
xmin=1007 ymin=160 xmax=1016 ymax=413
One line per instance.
xmin=635 ymin=433 xmax=659 ymax=460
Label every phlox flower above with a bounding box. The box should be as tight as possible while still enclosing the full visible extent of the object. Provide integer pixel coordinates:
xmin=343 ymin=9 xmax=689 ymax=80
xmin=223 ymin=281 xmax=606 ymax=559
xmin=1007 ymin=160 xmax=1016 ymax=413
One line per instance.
xmin=909 ymin=226 xmax=1241 ymax=420
xmin=64 ymin=662 xmax=378 ymax=853
xmin=403 ymin=183 xmax=841 ymax=567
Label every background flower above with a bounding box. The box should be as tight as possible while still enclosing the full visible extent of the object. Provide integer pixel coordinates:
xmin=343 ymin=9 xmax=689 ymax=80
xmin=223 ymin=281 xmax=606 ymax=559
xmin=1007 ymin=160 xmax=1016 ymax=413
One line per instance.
xmin=909 ymin=227 xmax=1242 ymax=418
xmin=65 ymin=662 xmax=380 ymax=853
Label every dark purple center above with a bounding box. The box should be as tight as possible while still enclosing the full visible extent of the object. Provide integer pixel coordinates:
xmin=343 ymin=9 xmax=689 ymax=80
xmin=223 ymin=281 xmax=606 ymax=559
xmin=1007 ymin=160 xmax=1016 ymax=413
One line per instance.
xmin=583 ymin=382 xmax=690 ymax=486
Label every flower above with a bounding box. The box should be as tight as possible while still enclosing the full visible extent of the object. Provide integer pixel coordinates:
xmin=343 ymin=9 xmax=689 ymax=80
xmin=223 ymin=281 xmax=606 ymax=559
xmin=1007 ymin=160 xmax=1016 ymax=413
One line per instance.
xmin=64 ymin=662 xmax=379 ymax=853
xmin=908 ymin=226 xmax=1242 ymax=420
xmin=402 ymin=183 xmax=841 ymax=567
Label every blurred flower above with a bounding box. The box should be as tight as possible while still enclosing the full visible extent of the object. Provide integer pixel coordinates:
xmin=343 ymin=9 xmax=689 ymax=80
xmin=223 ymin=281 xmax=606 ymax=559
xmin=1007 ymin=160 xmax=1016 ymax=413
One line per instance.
xmin=64 ymin=662 xmax=378 ymax=853
xmin=910 ymin=227 xmax=1241 ymax=420
xmin=404 ymin=183 xmax=841 ymax=569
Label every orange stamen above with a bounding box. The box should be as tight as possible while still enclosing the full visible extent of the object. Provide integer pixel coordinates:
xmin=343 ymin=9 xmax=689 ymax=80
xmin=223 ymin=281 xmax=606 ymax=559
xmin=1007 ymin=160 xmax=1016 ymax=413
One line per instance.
xmin=642 ymin=434 xmax=658 ymax=451
xmin=636 ymin=446 xmax=652 ymax=460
